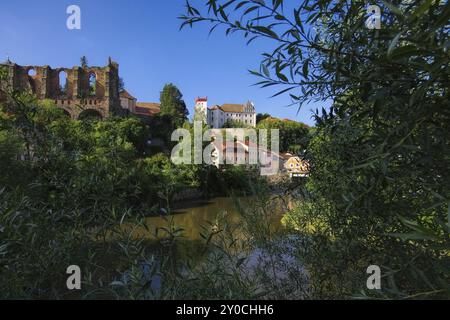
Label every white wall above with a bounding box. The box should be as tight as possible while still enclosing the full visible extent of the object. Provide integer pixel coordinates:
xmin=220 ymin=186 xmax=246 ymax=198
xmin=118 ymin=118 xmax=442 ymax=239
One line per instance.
xmin=206 ymin=103 xmax=256 ymax=128
xmin=120 ymin=97 xmax=136 ymax=112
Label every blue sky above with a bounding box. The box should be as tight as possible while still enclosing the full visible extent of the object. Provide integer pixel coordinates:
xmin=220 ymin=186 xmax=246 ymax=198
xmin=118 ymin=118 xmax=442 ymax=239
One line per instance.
xmin=0 ymin=0 xmax=329 ymax=126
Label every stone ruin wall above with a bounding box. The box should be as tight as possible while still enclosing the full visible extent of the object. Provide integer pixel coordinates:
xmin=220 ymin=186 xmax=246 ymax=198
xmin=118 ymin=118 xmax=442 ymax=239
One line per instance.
xmin=0 ymin=59 xmax=123 ymax=119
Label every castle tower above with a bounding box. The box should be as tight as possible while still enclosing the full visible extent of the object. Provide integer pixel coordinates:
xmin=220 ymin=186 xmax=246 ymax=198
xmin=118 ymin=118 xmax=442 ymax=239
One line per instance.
xmin=194 ymin=96 xmax=208 ymax=123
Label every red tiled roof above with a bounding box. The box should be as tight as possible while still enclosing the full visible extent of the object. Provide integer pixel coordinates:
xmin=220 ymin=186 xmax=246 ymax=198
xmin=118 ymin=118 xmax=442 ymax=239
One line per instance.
xmin=119 ymin=90 xmax=136 ymax=100
xmin=208 ymin=103 xmax=255 ymax=113
xmin=136 ymin=102 xmax=160 ymax=109
xmin=134 ymin=102 xmax=160 ymax=116
xmin=220 ymin=104 xmax=246 ymax=113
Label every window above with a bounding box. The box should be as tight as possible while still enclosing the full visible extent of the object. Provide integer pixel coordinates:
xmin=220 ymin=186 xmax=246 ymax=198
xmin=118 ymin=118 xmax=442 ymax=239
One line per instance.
xmin=88 ymin=73 xmax=96 ymax=96
xmin=28 ymin=68 xmax=36 ymax=77
xmin=28 ymin=68 xmax=36 ymax=93
xmin=59 ymin=70 xmax=68 ymax=95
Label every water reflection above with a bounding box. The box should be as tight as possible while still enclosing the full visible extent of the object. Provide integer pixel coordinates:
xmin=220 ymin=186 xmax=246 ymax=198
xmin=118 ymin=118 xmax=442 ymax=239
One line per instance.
xmin=129 ymin=197 xmax=264 ymax=241
xmin=113 ymin=196 xmax=295 ymax=296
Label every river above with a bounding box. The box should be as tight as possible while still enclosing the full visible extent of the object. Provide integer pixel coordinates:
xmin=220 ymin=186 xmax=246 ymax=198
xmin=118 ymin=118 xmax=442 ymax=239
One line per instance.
xmin=126 ymin=196 xmax=289 ymax=243
xmin=112 ymin=195 xmax=303 ymax=297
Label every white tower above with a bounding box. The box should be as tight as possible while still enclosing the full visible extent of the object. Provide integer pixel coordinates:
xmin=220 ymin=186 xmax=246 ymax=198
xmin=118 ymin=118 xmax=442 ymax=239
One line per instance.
xmin=194 ymin=97 xmax=208 ymax=123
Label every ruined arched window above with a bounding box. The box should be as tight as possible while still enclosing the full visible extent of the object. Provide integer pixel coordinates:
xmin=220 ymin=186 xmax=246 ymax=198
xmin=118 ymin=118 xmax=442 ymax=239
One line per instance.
xmin=28 ymin=68 xmax=36 ymax=77
xmin=59 ymin=71 xmax=68 ymax=95
xmin=88 ymin=73 xmax=96 ymax=96
xmin=28 ymin=68 xmax=37 ymax=93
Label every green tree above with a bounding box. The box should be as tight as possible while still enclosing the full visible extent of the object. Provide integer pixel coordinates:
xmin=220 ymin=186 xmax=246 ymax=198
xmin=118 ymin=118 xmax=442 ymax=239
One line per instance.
xmin=257 ymin=117 xmax=310 ymax=153
xmin=159 ymin=83 xmax=189 ymax=128
xmin=222 ymin=119 xmax=251 ymax=128
xmin=80 ymin=56 xmax=88 ymax=68
xmin=256 ymin=113 xmax=271 ymax=124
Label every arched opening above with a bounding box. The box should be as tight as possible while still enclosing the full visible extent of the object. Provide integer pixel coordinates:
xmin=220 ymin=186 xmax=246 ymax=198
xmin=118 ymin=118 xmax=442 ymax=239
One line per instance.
xmin=28 ymin=68 xmax=37 ymax=93
xmin=59 ymin=70 xmax=68 ymax=95
xmin=88 ymin=73 xmax=96 ymax=96
xmin=28 ymin=68 xmax=37 ymax=77
xmin=78 ymin=109 xmax=102 ymax=121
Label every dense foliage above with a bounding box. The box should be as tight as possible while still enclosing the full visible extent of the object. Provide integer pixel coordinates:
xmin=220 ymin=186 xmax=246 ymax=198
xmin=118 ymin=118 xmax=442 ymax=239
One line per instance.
xmin=1 ymin=0 xmax=448 ymax=300
xmin=256 ymin=113 xmax=271 ymax=124
xmin=256 ymin=117 xmax=310 ymax=153
xmin=159 ymin=83 xmax=189 ymax=128
xmin=181 ymin=0 xmax=450 ymax=298
xmin=0 ymin=88 xmax=261 ymax=298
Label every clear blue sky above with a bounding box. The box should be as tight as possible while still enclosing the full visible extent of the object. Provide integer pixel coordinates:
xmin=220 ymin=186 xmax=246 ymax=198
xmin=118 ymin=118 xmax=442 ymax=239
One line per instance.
xmin=0 ymin=0 xmax=329 ymax=126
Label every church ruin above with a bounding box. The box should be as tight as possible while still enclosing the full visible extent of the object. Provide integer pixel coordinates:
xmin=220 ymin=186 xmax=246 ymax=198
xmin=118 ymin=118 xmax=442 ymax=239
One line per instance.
xmin=0 ymin=58 xmax=123 ymax=119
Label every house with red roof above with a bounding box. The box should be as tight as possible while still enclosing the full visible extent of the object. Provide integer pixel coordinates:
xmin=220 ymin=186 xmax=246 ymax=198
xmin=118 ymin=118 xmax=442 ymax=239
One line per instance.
xmin=119 ymin=90 xmax=161 ymax=118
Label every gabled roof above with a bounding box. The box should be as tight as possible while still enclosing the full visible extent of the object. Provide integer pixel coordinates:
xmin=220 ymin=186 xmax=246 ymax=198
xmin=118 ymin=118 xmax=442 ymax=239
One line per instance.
xmin=220 ymin=104 xmax=246 ymax=113
xmin=119 ymin=90 xmax=136 ymax=100
xmin=136 ymin=102 xmax=160 ymax=109
xmin=134 ymin=102 xmax=160 ymax=116
xmin=208 ymin=102 xmax=255 ymax=113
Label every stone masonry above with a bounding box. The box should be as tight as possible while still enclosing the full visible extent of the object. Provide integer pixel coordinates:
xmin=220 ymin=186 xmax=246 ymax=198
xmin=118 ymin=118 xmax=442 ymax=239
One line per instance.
xmin=0 ymin=57 xmax=123 ymax=119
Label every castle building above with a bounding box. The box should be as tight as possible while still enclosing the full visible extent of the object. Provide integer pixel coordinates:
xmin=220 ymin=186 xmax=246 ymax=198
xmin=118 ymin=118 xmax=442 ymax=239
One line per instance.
xmin=134 ymin=102 xmax=161 ymax=117
xmin=119 ymin=90 xmax=161 ymax=118
xmin=119 ymin=89 xmax=137 ymax=113
xmin=194 ymin=97 xmax=256 ymax=128
xmin=0 ymin=58 xmax=123 ymax=119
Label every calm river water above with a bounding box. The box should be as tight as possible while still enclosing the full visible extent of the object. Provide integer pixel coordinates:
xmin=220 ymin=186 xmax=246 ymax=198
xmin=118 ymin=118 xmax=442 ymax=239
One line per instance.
xmin=113 ymin=196 xmax=297 ymax=295
xmin=126 ymin=196 xmax=288 ymax=242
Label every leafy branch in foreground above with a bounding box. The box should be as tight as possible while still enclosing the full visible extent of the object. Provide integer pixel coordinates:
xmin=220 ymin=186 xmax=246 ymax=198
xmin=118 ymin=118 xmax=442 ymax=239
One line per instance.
xmin=180 ymin=0 xmax=449 ymax=111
